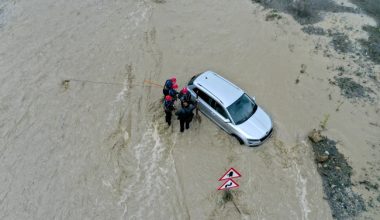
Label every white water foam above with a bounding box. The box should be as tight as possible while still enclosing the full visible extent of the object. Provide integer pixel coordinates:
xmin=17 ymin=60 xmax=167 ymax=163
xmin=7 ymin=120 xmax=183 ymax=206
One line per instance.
xmin=294 ymin=162 xmax=311 ymax=220
xmin=118 ymin=122 xmax=184 ymax=219
xmin=106 ymin=1 xmax=152 ymax=124
xmin=119 ymin=122 xmax=163 ymax=218
xmin=106 ymin=79 xmax=128 ymax=124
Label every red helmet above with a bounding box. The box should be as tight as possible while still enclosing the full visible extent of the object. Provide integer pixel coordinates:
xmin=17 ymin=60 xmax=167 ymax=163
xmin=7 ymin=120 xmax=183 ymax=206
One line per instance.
xmin=181 ymin=87 xmax=188 ymax=94
xmin=171 ymin=77 xmax=177 ymax=83
xmin=165 ymin=95 xmax=172 ymax=101
xmin=172 ymin=84 xmax=178 ymax=89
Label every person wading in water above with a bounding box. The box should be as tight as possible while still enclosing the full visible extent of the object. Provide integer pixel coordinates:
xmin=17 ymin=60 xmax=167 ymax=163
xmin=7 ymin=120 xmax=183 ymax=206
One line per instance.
xmin=163 ymin=95 xmax=175 ymax=126
xmin=175 ymin=101 xmax=195 ymax=132
xmin=163 ymin=77 xmax=176 ymax=96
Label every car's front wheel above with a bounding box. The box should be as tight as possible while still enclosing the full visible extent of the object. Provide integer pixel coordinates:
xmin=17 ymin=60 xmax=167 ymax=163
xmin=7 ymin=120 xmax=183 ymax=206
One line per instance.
xmin=232 ymin=134 xmax=244 ymax=145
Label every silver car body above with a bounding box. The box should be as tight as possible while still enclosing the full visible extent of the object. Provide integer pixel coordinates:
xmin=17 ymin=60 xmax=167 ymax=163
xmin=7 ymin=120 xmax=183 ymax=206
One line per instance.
xmin=187 ymin=71 xmax=273 ymax=146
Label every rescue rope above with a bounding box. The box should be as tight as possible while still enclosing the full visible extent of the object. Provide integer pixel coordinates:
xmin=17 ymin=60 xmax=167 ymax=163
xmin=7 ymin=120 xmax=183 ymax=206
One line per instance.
xmin=63 ymin=79 xmax=162 ymax=88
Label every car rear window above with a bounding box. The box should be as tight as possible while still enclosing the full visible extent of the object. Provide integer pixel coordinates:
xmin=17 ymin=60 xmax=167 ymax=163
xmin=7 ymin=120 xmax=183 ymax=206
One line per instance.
xmin=187 ymin=73 xmax=201 ymax=86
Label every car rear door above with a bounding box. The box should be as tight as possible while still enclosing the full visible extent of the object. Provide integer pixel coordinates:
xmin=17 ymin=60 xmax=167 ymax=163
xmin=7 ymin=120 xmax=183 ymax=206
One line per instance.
xmin=191 ymin=88 xmax=213 ymax=116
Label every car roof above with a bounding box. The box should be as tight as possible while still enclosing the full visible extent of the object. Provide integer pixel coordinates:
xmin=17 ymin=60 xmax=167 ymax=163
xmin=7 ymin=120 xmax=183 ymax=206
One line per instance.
xmin=193 ymin=71 xmax=244 ymax=107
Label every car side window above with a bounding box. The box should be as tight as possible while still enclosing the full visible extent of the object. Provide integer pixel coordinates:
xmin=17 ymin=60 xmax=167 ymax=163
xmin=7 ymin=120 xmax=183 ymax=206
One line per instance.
xmin=193 ymin=88 xmax=211 ymax=104
xmin=210 ymin=100 xmax=229 ymax=119
xmin=194 ymin=87 xmax=229 ymax=119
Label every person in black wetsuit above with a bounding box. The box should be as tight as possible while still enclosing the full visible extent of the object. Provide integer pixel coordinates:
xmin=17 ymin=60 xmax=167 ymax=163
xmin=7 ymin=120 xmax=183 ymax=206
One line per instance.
xmin=175 ymin=101 xmax=195 ymax=132
xmin=163 ymin=95 xmax=175 ymax=126
xmin=178 ymin=87 xmax=192 ymax=107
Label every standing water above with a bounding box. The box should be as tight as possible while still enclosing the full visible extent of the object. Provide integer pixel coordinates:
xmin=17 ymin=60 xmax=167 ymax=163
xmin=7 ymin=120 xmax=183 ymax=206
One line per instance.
xmin=1 ymin=0 xmax=379 ymax=219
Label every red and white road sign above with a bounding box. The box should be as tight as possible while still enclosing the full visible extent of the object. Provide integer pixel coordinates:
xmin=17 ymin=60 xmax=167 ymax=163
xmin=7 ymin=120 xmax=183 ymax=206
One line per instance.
xmin=218 ymin=167 xmax=241 ymax=181
xmin=217 ymin=179 xmax=239 ymax=190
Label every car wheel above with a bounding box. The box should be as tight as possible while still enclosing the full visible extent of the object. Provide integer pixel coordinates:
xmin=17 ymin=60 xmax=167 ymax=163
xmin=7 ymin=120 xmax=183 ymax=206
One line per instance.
xmin=232 ymin=134 xmax=244 ymax=145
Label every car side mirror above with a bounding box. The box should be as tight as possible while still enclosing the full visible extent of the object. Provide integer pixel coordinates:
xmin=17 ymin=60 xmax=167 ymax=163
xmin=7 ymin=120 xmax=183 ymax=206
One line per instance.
xmin=252 ymin=96 xmax=256 ymax=101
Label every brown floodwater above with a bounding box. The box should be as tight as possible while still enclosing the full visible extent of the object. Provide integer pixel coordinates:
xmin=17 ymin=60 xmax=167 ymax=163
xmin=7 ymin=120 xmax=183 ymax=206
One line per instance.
xmin=1 ymin=0 xmax=379 ymax=219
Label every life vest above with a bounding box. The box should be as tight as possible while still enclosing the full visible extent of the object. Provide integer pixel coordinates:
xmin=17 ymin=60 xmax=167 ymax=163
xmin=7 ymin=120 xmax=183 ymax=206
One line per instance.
xmin=164 ymin=100 xmax=174 ymax=111
xmin=180 ymin=91 xmax=191 ymax=102
xmin=169 ymin=88 xmax=178 ymax=98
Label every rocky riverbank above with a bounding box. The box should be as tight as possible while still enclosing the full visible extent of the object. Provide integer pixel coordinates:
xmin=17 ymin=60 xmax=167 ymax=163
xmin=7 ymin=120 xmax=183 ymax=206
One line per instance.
xmin=308 ymin=130 xmax=366 ymax=219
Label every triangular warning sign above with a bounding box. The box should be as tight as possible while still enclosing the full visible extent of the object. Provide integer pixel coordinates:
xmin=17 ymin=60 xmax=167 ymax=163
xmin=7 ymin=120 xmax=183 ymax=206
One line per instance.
xmin=218 ymin=167 xmax=241 ymax=181
xmin=217 ymin=179 xmax=239 ymax=190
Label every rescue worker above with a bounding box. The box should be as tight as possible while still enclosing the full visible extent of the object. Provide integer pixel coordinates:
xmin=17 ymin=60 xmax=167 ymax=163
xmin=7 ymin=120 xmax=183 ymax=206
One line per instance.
xmin=175 ymin=101 xmax=195 ymax=132
xmin=178 ymin=87 xmax=192 ymax=106
xmin=163 ymin=95 xmax=175 ymax=126
xmin=163 ymin=77 xmax=176 ymax=96
xmin=169 ymin=84 xmax=179 ymax=100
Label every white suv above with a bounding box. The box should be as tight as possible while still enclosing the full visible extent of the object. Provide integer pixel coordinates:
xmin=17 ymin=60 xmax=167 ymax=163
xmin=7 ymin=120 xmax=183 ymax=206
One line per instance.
xmin=187 ymin=71 xmax=273 ymax=146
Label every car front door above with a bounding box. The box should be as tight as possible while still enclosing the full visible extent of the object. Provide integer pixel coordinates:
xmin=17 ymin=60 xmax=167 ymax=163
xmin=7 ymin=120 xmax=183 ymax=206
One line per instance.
xmin=192 ymin=88 xmax=232 ymax=133
xmin=208 ymin=100 xmax=232 ymax=133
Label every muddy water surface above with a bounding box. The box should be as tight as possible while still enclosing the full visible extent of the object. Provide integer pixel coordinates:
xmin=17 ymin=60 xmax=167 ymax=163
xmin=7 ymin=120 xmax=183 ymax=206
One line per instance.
xmin=1 ymin=0 xmax=379 ymax=219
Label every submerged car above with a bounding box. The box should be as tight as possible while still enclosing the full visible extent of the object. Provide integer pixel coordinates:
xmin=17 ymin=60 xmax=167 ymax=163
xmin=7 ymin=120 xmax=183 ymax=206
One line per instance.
xmin=187 ymin=71 xmax=273 ymax=146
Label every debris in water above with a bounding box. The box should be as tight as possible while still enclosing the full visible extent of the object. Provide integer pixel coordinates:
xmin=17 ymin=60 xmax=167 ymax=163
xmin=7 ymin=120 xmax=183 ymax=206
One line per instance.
xmin=152 ymin=0 xmax=166 ymax=3
xmin=335 ymin=101 xmax=344 ymax=112
xmin=300 ymin=64 xmax=307 ymax=73
xmin=319 ymin=114 xmax=330 ymax=130
xmin=265 ymin=10 xmax=282 ymax=21
xmin=62 ymin=80 xmax=70 ymax=90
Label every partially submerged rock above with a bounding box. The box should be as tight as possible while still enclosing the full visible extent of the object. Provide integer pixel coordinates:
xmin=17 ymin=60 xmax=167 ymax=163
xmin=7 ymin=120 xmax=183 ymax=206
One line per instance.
xmin=308 ymin=129 xmax=323 ymax=143
xmin=316 ymin=153 xmax=329 ymax=163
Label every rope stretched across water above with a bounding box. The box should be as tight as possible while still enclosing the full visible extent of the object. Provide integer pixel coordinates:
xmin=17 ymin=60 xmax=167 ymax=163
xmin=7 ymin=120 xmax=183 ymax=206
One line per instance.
xmin=63 ymin=79 xmax=163 ymax=88
xmin=67 ymin=79 xmax=125 ymax=86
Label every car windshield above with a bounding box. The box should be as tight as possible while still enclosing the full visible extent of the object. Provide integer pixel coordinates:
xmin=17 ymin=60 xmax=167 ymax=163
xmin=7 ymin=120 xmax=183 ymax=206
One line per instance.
xmin=227 ymin=94 xmax=257 ymax=125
